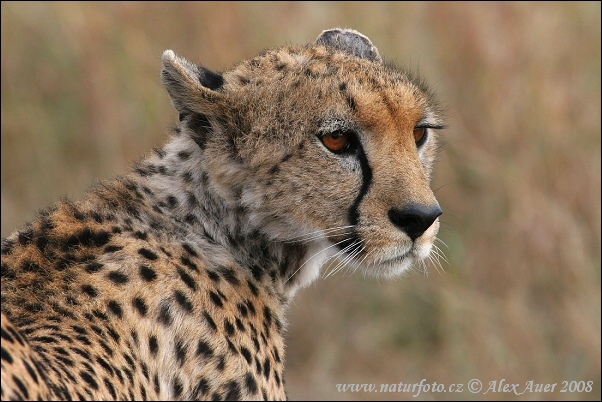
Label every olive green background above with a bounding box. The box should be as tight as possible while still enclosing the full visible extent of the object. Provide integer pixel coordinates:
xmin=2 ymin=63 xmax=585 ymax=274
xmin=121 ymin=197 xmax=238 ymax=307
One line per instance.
xmin=1 ymin=2 xmax=600 ymax=400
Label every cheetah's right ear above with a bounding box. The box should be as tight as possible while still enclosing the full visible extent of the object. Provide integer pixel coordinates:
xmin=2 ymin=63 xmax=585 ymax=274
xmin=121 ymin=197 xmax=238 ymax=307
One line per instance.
xmin=316 ymin=28 xmax=382 ymax=63
xmin=161 ymin=50 xmax=225 ymax=115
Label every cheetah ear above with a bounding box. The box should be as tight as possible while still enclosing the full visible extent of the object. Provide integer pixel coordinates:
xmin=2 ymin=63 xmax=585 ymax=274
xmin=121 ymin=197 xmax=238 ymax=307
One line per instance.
xmin=161 ymin=50 xmax=225 ymax=115
xmin=316 ymin=28 xmax=382 ymax=63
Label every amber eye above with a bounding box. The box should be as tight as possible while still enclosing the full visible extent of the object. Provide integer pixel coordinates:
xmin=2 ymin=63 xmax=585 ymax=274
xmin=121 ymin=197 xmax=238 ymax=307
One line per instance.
xmin=413 ymin=127 xmax=427 ymax=146
xmin=321 ymin=130 xmax=351 ymax=153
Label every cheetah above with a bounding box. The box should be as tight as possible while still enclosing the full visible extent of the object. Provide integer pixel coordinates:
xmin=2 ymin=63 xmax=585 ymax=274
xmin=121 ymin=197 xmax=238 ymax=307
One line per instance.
xmin=1 ymin=28 xmax=444 ymax=400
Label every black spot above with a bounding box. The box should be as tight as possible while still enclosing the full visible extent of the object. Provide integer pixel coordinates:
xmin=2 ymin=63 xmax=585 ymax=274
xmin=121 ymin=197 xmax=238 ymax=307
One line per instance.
xmin=107 ymin=271 xmax=129 ymax=284
xmin=17 ymin=227 xmax=33 ymax=245
xmin=273 ymin=348 xmax=281 ymax=364
xmin=180 ymin=255 xmax=198 ymax=272
xmin=193 ymin=378 xmax=209 ymax=397
xmin=178 ymin=150 xmax=192 ymax=160
xmin=208 ymin=291 xmax=223 ymax=308
xmin=247 ymin=279 xmax=259 ymax=296
xmin=197 ymin=340 xmax=213 ymax=357
xmin=138 ymin=248 xmax=158 ymax=260
xmin=103 ymin=245 xmax=123 ymax=253
xmin=263 ymin=306 xmax=273 ymax=327
xmin=124 ymin=353 xmax=136 ymax=371
xmin=21 ymin=260 xmax=42 ymax=272
xmin=132 ymin=297 xmax=148 ymax=317
xmin=139 ymin=265 xmax=157 ymax=282
xmin=166 ymin=196 xmax=178 ymax=209
xmin=182 ymin=172 xmax=193 ymax=183
xmin=159 ymin=247 xmax=172 ymax=257
xmin=62 ymin=228 xmax=110 ymax=250
xmin=154 ymin=374 xmax=160 ymax=394
xmin=106 ymin=326 xmax=120 ymax=343
xmin=184 ymin=214 xmax=198 ymax=224
xmin=216 ymin=355 xmax=226 ymax=371
xmin=173 ymin=377 xmax=183 ymax=398
xmin=224 ymin=319 xmax=235 ymax=336
xmin=134 ymin=231 xmax=148 ymax=240
xmin=339 ymin=82 xmax=347 ymax=91
xmin=131 ymin=330 xmax=139 ymax=347
xmin=85 ymin=261 xmax=104 ymax=273
xmin=80 ymin=370 xmax=99 ymax=390
xmin=56 ymin=355 xmax=74 ymax=367
xmin=175 ymin=339 xmax=187 ymax=366
xmin=104 ymin=377 xmax=117 ymax=399
xmin=255 ymin=357 xmax=262 ymax=374
xmin=240 ymin=346 xmax=252 ymax=364
xmin=237 ymin=303 xmax=248 ymax=317
xmin=141 ymin=362 xmax=149 ymax=380
xmin=23 ymin=360 xmax=39 ymax=384
xmin=81 ymin=284 xmax=98 ymax=298
xmin=1 ymin=346 xmax=13 ymax=363
xmin=235 ymin=318 xmax=245 ymax=332
xmin=188 ymin=113 xmax=212 ymax=150
xmin=13 ymin=375 xmax=29 ymax=399
xmin=263 ymin=357 xmax=271 ymax=380
xmin=182 ymin=243 xmax=198 ymax=257
xmin=245 ymin=372 xmax=258 ymax=395
xmin=75 ymin=335 xmax=92 ymax=346
xmin=275 ymin=371 xmax=282 ymax=386
xmin=35 ymin=233 xmax=49 ymax=251
xmin=174 ymin=290 xmax=193 ymax=313
xmin=203 ymin=312 xmax=217 ymax=331
xmin=107 ymin=300 xmax=123 ymax=318
xmin=207 ymin=270 xmax=220 ymax=282
xmin=177 ymin=267 xmax=197 ymax=290
xmin=92 ymin=309 xmax=109 ymax=321
xmin=246 ymin=300 xmax=257 ymax=316
xmin=157 ymin=302 xmax=173 ymax=326
xmin=96 ymin=356 xmax=114 ymax=375
xmin=72 ymin=347 xmax=91 ymax=360
xmin=153 ymin=147 xmax=166 ymax=158
xmin=250 ymin=264 xmax=263 ymax=281
xmin=252 ymin=335 xmax=260 ymax=352
xmin=225 ymin=380 xmax=241 ymax=400
xmin=1 ymin=238 xmax=15 ymax=255
xmin=149 ymin=335 xmax=158 ymax=356
xmin=221 ymin=268 xmax=240 ymax=286
xmin=281 ymin=152 xmax=292 ymax=163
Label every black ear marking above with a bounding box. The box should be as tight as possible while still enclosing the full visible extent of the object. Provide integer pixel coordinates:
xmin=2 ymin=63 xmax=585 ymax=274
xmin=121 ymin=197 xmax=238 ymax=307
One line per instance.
xmin=316 ymin=28 xmax=382 ymax=63
xmin=197 ymin=66 xmax=224 ymax=90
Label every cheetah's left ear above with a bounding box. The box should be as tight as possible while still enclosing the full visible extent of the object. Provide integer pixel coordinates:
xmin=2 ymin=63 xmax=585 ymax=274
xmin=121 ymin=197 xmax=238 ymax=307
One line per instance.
xmin=161 ymin=50 xmax=225 ymax=115
xmin=316 ymin=28 xmax=382 ymax=63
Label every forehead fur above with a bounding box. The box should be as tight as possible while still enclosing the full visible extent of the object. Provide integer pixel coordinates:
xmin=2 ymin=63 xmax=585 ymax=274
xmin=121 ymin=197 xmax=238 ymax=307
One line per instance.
xmin=220 ymin=44 xmax=443 ymax=124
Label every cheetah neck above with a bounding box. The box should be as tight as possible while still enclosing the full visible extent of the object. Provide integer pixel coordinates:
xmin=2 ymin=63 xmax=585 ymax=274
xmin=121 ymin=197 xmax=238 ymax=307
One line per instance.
xmin=120 ymin=133 xmax=333 ymax=301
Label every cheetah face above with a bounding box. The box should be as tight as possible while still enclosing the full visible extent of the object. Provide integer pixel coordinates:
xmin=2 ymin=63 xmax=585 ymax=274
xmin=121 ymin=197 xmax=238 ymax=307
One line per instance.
xmin=161 ymin=29 xmax=443 ymax=284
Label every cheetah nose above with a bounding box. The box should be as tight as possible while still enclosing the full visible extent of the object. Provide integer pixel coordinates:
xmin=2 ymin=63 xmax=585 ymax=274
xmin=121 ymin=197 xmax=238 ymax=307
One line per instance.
xmin=388 ymin=204 xmax=442 ymax=241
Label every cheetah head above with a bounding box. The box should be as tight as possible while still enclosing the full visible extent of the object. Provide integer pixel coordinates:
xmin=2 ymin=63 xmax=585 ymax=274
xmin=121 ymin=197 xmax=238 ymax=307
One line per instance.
xmin=161 ymin=28 xmax=444 ymax=293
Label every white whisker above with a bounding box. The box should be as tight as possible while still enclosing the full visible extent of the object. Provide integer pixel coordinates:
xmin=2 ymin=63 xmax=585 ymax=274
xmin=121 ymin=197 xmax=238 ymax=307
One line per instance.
xmin=285 ymin=236 xmax=354 ymax=284
xmin=325 ymin=240 xmax=365 ymax=278
xmin=282 ymin=225 xmax=355 ymax=243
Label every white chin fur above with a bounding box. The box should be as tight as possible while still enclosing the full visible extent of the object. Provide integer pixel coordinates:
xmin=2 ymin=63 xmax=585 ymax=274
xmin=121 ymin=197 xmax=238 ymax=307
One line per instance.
xmin=284 ymin=239 xmax=337 ymax=299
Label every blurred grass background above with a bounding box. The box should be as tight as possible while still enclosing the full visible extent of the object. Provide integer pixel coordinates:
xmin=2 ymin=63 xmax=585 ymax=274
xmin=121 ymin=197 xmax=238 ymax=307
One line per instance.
xmin=1 ymin=2 xmax=600 ymax=400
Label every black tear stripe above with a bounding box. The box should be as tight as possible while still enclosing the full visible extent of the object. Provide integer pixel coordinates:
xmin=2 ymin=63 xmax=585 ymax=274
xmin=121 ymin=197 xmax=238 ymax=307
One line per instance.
xmin=343 ymin=140 xmax=372 ymax=252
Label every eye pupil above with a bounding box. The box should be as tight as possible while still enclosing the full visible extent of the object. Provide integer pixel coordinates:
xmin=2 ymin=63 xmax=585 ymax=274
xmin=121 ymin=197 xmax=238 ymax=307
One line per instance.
xmin=321 ymin=130 xmax=350 ymax=152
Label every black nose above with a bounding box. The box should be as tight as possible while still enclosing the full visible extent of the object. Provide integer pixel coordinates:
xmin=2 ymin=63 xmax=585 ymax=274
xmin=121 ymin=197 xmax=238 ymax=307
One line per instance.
xmin=388 ymin=204 xmax=442 ymax=241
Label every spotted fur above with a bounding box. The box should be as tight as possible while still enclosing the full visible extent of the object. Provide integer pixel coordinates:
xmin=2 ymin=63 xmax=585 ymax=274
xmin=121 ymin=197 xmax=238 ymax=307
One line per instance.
xmin=1 ymin=28 xmax=444 ymax=400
